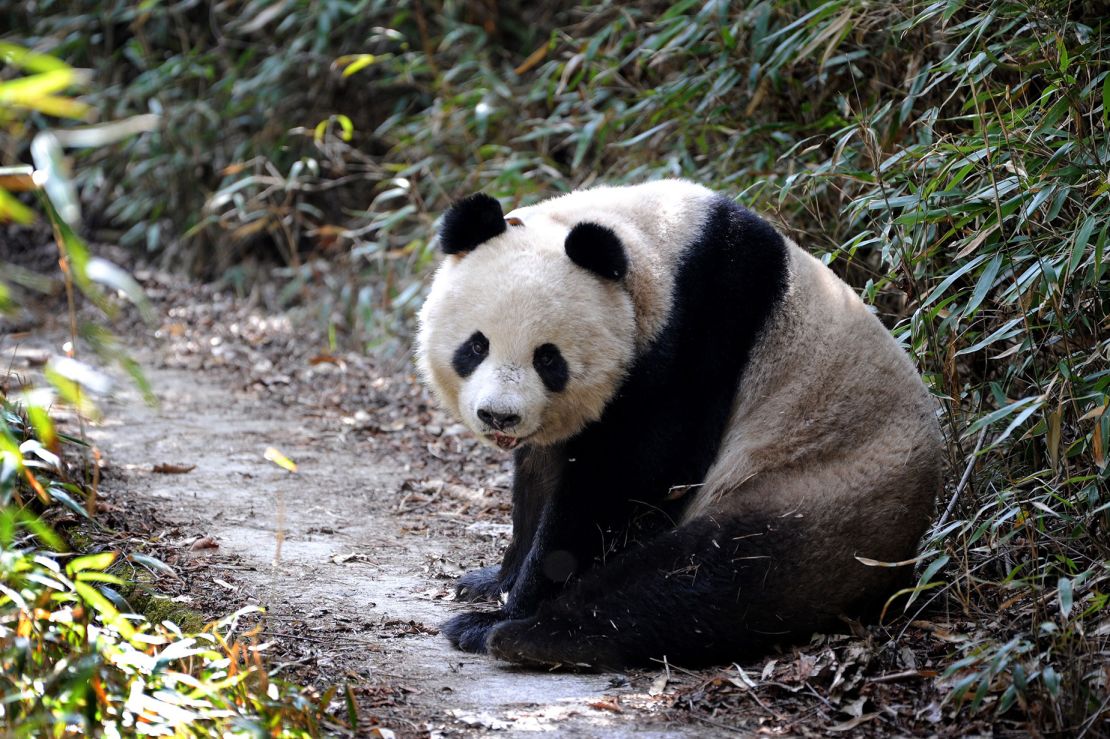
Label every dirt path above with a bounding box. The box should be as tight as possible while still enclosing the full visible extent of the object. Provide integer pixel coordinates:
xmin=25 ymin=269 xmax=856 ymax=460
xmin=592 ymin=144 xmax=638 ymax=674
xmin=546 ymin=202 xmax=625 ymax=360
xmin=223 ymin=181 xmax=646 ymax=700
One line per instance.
xmin=90 ymin=351 xmax=713 ymax=737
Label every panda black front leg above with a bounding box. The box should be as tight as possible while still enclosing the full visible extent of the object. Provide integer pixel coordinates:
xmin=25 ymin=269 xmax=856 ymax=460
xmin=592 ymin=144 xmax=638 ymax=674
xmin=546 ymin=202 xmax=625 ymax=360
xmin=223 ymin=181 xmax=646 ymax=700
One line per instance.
xmin=453 ymin=565 xmax=504 ymax=603
xmin=443 ymin=481 xmax=599 ymax=653
xmin=453 ymin=446 xmax=559 ymax=602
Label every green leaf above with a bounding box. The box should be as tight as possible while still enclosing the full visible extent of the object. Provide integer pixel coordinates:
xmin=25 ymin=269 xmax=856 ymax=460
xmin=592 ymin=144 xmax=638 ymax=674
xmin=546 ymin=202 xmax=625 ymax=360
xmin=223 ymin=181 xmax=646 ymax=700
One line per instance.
xmin=1058 ymin=576 xmax=1073 ymax=619
xmin=956 ymin=316 xmax=1024 ymax=356
xmin=85 ymin=257 xmax=155 ymax=322
xmin=965 ymin=395 xmax=1042 ymax=438
xmin=16 ymin=511 xmax=65 ymax=551
xmin=345 ymin=683 xmax=359 ymax=730
xmin=47 ymin=484 xmax=90 ymax=519
xmin=0 ymin=68 xmax=83 ymax=109
xmin=129 ymin=553 xmax=179 ymax=580
xmin=99 ymin=585 xmax=133 ymax=613
xmin=922 ymin=254 xmax=988 ymax=308
xmin=1068 ymin=216 xmax=1097 ymax=274
xmin=963 ymin=253 xmax=1003 ymax=318
xmin=905 ymin=554 xmax=950 ymax=608
xmin=992 ymin=400 xmax=1044 ymax=447
xmin=1042 ymin=665 xmax=1060 ymax=696
xmin=1102 ymin=70 xmax=1110 ymax=129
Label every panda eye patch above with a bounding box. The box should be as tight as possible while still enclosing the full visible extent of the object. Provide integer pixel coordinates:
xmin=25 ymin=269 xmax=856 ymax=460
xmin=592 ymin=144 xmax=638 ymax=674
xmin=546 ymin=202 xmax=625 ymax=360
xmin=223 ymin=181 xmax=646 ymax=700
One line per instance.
xmin=452 ymin=331 xmax=488 ymax=377
xmin=533 ymin=343 xmax=569 ymax=393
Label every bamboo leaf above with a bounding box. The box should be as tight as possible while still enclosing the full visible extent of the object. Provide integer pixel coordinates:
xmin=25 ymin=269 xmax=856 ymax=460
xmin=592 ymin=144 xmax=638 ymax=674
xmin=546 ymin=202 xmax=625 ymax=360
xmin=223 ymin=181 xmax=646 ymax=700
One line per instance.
xmin=1058 ymin=577 xmax=1073 ymax=619
xmin=963 ymin=253 xmax=1003 ymax=317
xmin=922 ymin=254 xmax=988 ymax=308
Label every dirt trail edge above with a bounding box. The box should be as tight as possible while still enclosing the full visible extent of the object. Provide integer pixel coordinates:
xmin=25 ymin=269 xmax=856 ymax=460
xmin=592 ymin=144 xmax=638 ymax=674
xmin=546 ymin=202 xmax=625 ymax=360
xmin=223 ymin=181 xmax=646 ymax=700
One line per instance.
xmin=91 ymin=355 xmax=713 ymax=737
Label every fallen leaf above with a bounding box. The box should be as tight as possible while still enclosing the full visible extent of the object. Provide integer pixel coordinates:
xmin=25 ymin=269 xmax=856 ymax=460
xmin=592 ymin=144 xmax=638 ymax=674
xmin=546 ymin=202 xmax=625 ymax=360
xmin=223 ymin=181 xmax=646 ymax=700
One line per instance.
xmin=588 ymin=697 xmax=622 ymax=714
xmin=332 ymin=552 xmax=374 ymax=565
xmin=731 ymin=663 xmax=758 ymax=689
xmin=153 ymin=463 xmax=196 ymax=474
xmin=842 ymin=696 xmax=868 ymax=718
xmin=910 ymin=620 xmax=969 ymax=643
xmin=514 ymin=43 xmax=548 ymax=75
xmin=827 ymin=713 xmax=879 ymax=732
xmin=264 ymin=446 xmax=298 ymax=472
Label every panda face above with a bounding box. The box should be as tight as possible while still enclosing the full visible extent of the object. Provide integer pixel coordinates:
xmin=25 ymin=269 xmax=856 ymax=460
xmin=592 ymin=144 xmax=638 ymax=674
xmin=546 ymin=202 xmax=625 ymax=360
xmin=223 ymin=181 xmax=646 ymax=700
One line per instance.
xmin=417 ymin=216 xmax=636 ymax=450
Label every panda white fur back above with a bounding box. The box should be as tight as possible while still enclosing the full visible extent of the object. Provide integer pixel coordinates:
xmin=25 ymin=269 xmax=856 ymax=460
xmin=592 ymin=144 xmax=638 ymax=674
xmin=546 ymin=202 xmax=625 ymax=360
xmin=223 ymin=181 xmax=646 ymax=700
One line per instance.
xmin=417 ymin=180 xmax=944 ymax=668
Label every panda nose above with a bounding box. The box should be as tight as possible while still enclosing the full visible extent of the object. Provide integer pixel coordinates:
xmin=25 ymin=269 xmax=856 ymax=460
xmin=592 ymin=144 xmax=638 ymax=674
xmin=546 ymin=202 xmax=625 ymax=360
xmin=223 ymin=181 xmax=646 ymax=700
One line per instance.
xmin=477 ymin=408 xmax=521 ymax=431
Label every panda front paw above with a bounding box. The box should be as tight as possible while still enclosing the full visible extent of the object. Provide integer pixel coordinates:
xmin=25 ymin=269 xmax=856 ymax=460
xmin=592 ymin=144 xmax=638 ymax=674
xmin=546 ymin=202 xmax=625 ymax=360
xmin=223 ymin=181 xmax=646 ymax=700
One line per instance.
xmin=441 ymin=610 xmax=506 ymax=653
xmin=455 ymin=565 xmax=507 ymax=603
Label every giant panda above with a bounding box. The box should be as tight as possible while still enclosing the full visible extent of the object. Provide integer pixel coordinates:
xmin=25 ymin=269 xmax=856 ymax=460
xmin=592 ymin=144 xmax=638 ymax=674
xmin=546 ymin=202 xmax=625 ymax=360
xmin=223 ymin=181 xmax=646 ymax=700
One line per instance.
xmin=416 ymin=180 xmax=944 ymax=669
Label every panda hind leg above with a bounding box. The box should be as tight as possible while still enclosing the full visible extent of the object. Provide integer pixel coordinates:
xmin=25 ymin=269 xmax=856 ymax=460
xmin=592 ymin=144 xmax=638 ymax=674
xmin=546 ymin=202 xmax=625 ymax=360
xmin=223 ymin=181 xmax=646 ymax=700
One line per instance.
xmin=487 ymin=514 xmax=810 ymax=669
xmin=442 ymin=609 xmax=505 ymax=653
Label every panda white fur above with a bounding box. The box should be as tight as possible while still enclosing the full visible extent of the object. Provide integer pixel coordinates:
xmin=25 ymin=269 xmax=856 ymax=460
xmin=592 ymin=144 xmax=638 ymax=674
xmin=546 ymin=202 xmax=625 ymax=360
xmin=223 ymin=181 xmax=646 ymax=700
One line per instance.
xmin=416 ymin=180 xmax=944 ymax=668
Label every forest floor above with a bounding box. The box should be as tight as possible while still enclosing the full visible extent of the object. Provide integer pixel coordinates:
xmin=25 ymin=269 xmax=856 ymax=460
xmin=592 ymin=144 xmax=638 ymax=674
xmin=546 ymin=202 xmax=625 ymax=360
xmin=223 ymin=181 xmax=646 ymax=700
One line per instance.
xmin=6 ymin=257 xmax=1026 ymax=737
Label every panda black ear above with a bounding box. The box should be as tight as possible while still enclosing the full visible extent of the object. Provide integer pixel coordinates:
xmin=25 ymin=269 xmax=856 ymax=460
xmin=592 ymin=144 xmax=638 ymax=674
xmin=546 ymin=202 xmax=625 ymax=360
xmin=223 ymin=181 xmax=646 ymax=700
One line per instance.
xmin=564 ymin=222 xmax=627 ymax=281
xmin=439 ymin=193 xmax=506 ymax=255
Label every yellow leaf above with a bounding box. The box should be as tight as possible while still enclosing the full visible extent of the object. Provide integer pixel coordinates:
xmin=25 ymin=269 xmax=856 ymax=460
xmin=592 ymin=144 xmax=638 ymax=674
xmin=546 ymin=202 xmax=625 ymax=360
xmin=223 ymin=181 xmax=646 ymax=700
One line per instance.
xmin=1046 ymin=407 xmax=1062 ymax=467
xmin=338 ymin=54 xmax=377 ymax=77
xmin=0 ymin=69 xmax=90 ymax=118
xmin=1094 ymin=422 xmax=1105 ymax=471
xmin=0 ymin=188 xmax=35 ymax=224
xmin=264 ymin=446 xmax=297 ymax=473
xmin=0 ymin=166 xmax=37 ymax=192
xmin=514 ymin=44 xmax=548 ymax=76
xmin=74 ymin=581 xmax=136 ymax=640
xmin=21 ymin=94 xmax=89 ymax=120
xmin=1079 ymin=403 xmax=1106 ymax=422
xmin=0 ymin=42 xmax=70 ymax=73
xmin=68 ymin=551 xmax=118 ymax=574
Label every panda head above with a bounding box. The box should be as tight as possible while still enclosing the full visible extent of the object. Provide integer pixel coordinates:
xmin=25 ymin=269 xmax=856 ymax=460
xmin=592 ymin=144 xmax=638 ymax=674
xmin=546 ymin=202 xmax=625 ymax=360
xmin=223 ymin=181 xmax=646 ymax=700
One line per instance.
xmin=417 ymin=193 xmax=636 ymax=450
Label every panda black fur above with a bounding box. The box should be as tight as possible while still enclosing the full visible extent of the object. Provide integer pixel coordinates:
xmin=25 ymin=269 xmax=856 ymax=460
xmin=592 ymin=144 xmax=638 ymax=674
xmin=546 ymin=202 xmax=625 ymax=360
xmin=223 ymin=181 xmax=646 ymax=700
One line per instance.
xmin=416 ymin=180 xmax=943 ymax=668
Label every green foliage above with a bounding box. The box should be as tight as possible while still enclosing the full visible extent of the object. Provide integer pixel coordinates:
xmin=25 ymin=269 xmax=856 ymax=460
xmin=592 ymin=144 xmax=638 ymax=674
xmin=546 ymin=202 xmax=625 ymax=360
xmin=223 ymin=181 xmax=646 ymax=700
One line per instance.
xmin=1 ymin=398 xmax=334 ymax=737
xmin=1 ymin=38 xmax=333 ymax=738
xmin=5 ymin=0 xmax=1108 ymax=732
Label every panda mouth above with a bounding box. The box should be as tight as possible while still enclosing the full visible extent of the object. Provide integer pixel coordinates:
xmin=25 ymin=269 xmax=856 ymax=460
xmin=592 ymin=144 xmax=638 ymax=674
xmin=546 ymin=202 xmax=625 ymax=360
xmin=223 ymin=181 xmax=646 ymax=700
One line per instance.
xmin=491 ymin=433 xmax=524 ymax=451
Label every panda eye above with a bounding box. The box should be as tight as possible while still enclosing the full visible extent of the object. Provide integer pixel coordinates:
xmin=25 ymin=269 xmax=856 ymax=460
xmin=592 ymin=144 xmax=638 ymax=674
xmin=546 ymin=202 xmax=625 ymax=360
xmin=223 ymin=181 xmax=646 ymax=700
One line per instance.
xmin=452 ymin=331 xmax=489 ymax=378
xmin=532 ymin=343 xmax=568 ymax=393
